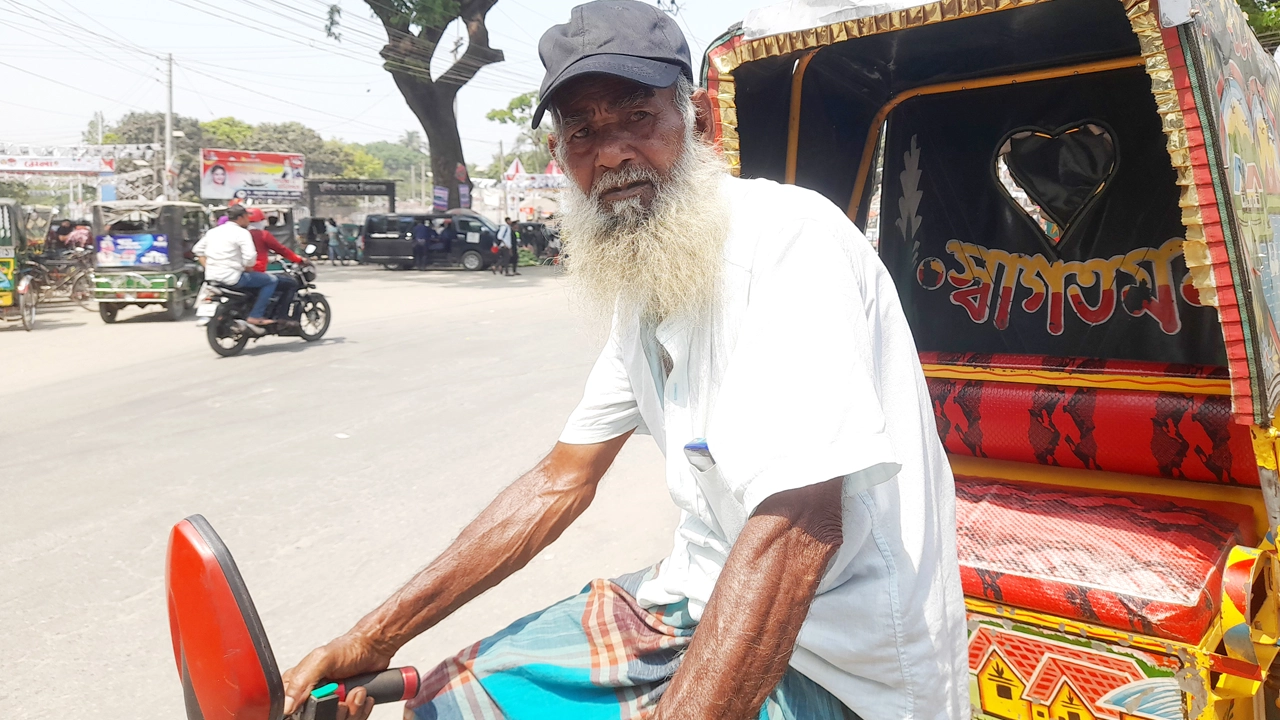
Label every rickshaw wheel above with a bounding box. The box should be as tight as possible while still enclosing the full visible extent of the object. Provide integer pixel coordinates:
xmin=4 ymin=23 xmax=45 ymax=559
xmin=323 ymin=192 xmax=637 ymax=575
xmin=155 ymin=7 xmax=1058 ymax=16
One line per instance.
xmin=99 ymin=303 xmax=119 ymax=324
xmin=207 ymin=310 xmax=248 ymax=357
xmin=299 ymin=296 xmax=331 ymax=342
xmin=19 ymin=290 xmax=35 ymax=331
xmin=71 ymin=276 xmax=93 ymax=310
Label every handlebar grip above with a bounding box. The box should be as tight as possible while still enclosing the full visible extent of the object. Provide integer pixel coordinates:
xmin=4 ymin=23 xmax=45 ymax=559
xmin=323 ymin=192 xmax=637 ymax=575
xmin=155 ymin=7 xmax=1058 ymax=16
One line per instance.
xmin=335 ymin=667 xmax=419 ymax=705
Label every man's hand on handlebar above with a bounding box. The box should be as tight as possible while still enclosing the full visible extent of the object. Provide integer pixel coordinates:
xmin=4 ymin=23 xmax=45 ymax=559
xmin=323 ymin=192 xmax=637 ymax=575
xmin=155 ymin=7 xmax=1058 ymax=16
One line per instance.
xmin=282 ymin=631 xmax=392 ymax=719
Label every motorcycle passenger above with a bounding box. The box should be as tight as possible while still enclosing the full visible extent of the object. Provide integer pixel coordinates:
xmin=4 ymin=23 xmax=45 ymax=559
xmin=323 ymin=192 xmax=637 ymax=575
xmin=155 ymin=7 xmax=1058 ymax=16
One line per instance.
xmin=246 ymin=208 xmax=306 ymax=327
xmin=193 ymin=205 xmax=277 ymax=328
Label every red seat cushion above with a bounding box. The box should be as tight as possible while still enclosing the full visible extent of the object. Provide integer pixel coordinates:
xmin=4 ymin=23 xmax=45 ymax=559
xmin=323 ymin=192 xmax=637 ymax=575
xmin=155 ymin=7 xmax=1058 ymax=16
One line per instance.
xmin=955 ymin=475 xmax=1255 ymax=643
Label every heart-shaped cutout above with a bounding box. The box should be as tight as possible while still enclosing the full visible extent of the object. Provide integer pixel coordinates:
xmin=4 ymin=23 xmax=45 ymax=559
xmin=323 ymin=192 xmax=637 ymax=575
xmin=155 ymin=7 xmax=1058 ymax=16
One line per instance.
xmin=995 ymin=122 xmax=1116 ymax=253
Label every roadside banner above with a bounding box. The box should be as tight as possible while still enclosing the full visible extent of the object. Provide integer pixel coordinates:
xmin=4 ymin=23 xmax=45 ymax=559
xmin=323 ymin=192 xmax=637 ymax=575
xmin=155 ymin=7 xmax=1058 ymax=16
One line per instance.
xmin=459 ymin=184 xmax=471 ymax=208
xmin=200 ymin=148 xmax=305 ymax=201
xmin=433 ymin=186 xmax=449 ymax=211
xmin=0 ymin=156 xmax=114 ymax=175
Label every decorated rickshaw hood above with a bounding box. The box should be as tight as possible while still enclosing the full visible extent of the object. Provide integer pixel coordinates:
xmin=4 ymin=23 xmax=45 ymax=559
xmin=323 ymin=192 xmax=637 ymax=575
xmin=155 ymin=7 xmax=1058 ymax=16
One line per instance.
xmin=703 ymin=0 xmax=1280 ymax=426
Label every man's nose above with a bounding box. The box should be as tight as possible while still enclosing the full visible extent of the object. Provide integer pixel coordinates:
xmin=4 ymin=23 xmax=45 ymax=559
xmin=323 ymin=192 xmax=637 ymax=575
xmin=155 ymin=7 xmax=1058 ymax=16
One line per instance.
xmin=594 ymin=130 xmax=638 ymax=172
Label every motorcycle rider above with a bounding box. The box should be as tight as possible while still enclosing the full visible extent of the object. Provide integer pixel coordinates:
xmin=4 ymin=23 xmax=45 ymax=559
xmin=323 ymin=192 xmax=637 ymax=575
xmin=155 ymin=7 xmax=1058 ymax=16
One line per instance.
xmin=246 ymin=207 xmax=306 ymax=327
xmin=192 ymin=205 xmax=277 ymax=328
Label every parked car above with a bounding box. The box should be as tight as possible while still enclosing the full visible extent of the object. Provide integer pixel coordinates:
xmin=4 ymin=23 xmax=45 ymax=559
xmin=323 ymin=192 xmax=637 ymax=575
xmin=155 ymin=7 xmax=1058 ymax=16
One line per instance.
xmin=362 ymin=210 xmax=499 ymax=271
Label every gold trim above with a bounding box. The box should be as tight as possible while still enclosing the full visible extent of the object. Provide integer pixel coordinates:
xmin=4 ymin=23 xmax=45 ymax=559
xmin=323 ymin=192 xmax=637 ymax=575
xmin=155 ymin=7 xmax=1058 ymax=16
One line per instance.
xmin=706 ymin=37 xmax=742 ymax=175
xmin=723 ymin=0 xmax=1049 ymax=74
xmin=921 ymin=363 xmax=1233 ymax=395
xmin=1123 ymin=0 xmax=1219 ymax=310
xmin=845 ymin=56 xmax=1146 ymax=221
xmin=785 ymin=52 xmax=817 ymax=185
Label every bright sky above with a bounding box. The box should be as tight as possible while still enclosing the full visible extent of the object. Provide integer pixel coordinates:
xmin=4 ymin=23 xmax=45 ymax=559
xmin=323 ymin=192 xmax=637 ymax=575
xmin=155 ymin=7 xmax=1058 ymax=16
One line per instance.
xmin=0 ymin=0 xmax=778 ymax=167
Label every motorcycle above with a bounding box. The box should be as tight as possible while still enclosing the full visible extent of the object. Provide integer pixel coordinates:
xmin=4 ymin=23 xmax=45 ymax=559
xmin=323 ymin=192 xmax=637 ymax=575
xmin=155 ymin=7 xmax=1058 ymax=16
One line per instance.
xmin=195 ymin=257 xmax=331 ymax=357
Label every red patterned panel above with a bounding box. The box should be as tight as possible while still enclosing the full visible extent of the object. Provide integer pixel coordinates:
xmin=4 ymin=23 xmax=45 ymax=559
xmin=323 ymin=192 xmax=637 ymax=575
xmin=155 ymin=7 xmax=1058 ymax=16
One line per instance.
xmin=956 ymin=476 xmax=1254 ymax=643
xmin=928 ymin=378 xmax=1259 ymax=485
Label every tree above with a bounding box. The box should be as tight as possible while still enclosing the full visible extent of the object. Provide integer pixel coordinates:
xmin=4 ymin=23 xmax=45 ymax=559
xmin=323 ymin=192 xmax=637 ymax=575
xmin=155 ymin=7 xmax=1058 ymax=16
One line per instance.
xmin=97 ymin=111 xmax=207 ymax=200
xmin=201 ymin=117 xmax=255 ymax=149
xmin=1243 ymin=0 xmax=1280 ymax=46
xmin=484 ymin=90 xmax=551 ymax=176
xmin=329 ymin=0 xmax=504 ymax=208
xmin=398 ymin=130 xmax=424 ymax=151
xmin=0 ymin=180 xmax=29 ymax=203
xmin=364 ymin=140 xmax=429 ymax=180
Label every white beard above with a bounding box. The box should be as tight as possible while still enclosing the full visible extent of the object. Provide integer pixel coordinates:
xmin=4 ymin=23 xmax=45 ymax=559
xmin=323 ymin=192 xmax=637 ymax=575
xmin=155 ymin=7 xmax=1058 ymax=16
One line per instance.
xmin=556 ymin=130 xmax=732 ymax=327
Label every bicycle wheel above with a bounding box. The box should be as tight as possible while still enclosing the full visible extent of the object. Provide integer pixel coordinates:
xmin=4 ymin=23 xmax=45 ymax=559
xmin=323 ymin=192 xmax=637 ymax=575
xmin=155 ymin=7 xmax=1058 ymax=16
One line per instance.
xmin=18 ymin=280 xmax=35 ymax=331
xmin=71 ymin=274 xmax=93 ymax=310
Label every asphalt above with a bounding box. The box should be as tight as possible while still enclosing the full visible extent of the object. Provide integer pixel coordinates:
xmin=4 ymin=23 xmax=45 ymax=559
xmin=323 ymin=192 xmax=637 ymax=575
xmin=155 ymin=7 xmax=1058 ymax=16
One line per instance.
xmin=2 ymin=263 xmax=674 ymax=720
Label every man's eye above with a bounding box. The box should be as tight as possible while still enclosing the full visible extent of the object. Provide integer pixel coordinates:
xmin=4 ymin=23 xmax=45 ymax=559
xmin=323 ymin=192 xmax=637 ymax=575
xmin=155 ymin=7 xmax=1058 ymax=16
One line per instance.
xmin=630 ymin=111 xmax=651 ymax=122
xmin=571 ymin=127 xmax=590 ymax=139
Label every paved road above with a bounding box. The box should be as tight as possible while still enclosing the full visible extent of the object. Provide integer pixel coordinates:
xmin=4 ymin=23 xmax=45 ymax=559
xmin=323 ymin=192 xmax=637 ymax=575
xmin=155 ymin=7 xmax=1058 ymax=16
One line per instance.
xmin=2 ymin=264 xmax=674 ymax=720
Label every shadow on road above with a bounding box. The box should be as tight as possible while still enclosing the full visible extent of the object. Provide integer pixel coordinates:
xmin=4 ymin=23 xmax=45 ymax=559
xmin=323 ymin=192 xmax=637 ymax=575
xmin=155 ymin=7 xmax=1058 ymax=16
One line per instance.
xmin=227 ymin=336 xmax=348 ymax=357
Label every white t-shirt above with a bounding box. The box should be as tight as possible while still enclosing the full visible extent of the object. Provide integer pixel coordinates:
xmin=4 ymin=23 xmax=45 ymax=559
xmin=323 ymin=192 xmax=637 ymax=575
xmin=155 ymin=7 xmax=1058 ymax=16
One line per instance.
xmin=560 ymin=175 xmax=966 ymax=719
xmin=192 ymin=222 xmax=256 ymax=285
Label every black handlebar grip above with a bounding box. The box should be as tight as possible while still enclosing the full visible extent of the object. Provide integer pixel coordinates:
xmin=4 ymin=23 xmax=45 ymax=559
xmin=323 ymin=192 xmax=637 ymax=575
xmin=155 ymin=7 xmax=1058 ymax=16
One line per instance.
xmin=335 ymin=667 xmax=420 ymax=705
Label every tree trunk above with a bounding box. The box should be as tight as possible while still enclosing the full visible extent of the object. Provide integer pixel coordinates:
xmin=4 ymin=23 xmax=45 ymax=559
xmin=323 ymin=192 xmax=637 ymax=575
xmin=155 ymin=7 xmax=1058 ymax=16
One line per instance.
xmin=392 ymin=75 xmax=467 ymax=208
xmin=365 ymin=0 xmax=503 ymax=210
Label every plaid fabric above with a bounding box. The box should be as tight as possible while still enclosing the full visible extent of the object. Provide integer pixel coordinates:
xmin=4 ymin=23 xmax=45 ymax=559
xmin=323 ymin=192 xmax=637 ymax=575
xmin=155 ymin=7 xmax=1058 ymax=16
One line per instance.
xmin=407 ymin=566 xmax=856 ymax=720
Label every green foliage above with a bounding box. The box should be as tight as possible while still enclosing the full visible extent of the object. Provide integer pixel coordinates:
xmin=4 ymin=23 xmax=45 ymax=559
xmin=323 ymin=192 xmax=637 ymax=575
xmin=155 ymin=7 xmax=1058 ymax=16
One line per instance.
xmin=97 ymin=111 xmax=206 ymax=200
xmin=484 ymin=90 xmax=552 ymax=177
xmin=200 ymin=117 xmax=255 ymax=148
xmin=341 ymin=145 xmax=386 ymax=178
xmin=0 ymin=180 xmax=29 ymax=202
xmin=363 ymin=140 xmax=429 ymax=179
xmin=399 ymin=130 xmax=424 ymax=151
xmin=1243 ymin=0 xmax=1280 ymax=38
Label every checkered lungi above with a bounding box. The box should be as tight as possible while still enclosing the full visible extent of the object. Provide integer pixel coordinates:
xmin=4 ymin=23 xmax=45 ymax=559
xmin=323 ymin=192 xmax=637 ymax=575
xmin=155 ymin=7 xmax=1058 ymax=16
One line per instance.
xmin=407 ymin=566 xmax=856 ymax=720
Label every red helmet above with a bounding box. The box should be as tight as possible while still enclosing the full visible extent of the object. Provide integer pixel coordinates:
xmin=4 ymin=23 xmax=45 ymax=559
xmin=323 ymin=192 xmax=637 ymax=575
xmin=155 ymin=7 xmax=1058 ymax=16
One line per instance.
xmin=246 ymin=207 xmax=266 ymax=223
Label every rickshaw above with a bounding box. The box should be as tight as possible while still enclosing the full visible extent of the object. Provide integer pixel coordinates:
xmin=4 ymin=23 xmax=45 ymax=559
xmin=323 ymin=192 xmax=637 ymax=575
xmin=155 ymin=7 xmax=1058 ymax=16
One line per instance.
xmin=710 ymin=0 xmax=1280 ymax=717
xmin=92 ymin=200 xmax=205 ymax=323
xmin=0 ymin=199 xmax=49 ymax=330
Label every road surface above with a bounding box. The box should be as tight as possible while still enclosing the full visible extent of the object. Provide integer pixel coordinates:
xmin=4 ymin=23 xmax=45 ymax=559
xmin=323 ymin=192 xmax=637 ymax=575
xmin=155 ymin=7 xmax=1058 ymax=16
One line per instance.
xmin=2 ymin=264 xmax=674 ymax=720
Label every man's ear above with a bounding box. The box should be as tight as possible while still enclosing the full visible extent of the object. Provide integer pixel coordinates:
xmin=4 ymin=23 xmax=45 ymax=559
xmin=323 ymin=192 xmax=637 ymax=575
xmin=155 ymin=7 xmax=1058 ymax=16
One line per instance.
xmin=692 ymin=87 xmax=715 ymax=142
xmin=547 ymin=133 xmax=558 ymax=157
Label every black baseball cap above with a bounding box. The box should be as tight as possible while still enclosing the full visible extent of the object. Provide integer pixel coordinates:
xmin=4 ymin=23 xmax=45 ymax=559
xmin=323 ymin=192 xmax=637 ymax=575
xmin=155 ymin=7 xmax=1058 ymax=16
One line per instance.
xmin=532 ymin=0 xmax=692 ymax=129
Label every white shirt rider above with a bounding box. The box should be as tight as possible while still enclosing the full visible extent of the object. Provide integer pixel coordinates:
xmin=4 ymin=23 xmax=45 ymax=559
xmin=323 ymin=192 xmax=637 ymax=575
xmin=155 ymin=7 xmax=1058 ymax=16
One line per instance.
xmin=193 ymin=220 xmax=256 ymax=285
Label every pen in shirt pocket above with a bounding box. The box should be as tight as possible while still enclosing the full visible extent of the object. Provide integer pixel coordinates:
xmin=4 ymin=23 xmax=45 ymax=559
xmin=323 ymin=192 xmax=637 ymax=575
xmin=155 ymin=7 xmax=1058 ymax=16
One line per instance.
xmin=684 ymin=438 xmax=716 ymax=472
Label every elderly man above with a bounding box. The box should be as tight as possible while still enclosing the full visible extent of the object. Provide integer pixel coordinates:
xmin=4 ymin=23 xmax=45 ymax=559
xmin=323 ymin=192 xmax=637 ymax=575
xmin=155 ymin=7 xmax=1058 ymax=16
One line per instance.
xmin=282 ymin=2 xmax=965 ymax=718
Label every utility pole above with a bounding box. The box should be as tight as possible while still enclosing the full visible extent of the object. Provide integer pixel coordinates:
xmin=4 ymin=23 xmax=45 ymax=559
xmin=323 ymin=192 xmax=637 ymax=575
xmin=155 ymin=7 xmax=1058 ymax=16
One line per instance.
xmin=499 ymin=139 xmax=507 ymax=220
xmin=164 ymin=53 xmax=174 ymax=199
xmin=96 ymin=111 xmax=103 ymax=144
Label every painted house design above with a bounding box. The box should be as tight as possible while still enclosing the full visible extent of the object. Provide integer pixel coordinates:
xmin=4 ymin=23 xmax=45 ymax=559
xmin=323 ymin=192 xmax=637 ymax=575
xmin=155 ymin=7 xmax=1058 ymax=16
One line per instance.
xmin=968 ymin=626 xmax=1176 ymax=720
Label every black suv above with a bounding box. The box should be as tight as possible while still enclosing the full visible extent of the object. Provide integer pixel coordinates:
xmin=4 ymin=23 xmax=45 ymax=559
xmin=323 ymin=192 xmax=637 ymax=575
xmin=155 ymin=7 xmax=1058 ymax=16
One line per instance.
xmin=362 ymin=211 xmax=499 ymax=271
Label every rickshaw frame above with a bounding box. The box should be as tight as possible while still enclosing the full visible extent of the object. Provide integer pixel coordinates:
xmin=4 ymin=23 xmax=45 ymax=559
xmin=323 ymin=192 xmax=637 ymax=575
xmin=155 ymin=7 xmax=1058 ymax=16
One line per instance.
xmin=707 ymin=0 xmax=1280 ymax=716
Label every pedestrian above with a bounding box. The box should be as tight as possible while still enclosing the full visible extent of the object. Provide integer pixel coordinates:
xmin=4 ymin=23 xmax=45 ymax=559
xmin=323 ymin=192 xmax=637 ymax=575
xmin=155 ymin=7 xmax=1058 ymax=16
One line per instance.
xmin=282 ymin=2 xmax=965 ymax=718
xmin=326 ymin=218 xmax=341 ymax=265
xmin=507 ymin=218 xmax=521 ymax=276
xmin=411 ymin=218 xmax=430 ymax=270
xmin=495 ymin=216 xmax=512 ymax=275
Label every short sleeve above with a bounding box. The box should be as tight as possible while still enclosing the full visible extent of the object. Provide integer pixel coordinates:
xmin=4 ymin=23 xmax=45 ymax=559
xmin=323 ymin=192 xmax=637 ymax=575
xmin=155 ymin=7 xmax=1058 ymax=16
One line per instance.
xmin=559 ymin=324 xmax=646 ymax=444
xmin=707 ymin=218 xmax=901 ymax=517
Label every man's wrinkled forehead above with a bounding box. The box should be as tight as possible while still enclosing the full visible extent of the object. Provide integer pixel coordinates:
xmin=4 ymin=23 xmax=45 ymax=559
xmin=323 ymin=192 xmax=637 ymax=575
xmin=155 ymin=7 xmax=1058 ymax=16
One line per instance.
xmin=550 ymin=75 xmax=668 ymax=127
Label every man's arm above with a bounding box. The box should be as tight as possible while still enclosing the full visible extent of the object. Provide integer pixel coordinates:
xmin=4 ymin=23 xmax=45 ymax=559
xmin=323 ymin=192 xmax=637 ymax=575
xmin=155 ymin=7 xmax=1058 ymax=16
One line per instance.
xmin=653 ymin=477 xmax=844 ymax=720
xmin=281 ymin=433 xmax=633 ymax=716
xmin=264 ymin=234 xmax=303 ymax=263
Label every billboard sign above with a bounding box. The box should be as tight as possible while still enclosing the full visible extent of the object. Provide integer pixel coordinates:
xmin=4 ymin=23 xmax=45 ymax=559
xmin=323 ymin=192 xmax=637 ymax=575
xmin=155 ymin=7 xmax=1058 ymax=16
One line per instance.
xmin=0 ymin=156 xmax=114 ymax=174
xmin=200 ymin=149 xmax=305 ymax=201
xmin=96 ymin=234 xmax=169 ymax=267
